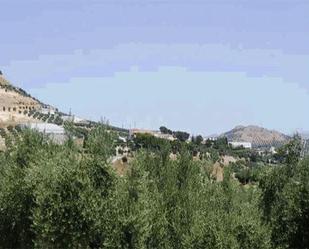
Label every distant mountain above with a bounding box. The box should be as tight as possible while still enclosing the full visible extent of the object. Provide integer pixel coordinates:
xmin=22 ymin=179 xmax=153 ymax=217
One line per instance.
xmin=221 ymin=125 xmax=291 ymax=148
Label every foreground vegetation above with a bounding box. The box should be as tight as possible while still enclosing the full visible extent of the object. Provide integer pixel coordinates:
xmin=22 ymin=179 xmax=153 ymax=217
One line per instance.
xmin=0 ymin=127 xmax=308 ymax=249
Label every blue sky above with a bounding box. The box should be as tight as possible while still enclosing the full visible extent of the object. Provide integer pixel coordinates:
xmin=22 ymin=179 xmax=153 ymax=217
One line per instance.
xmin=1 ymin=0 xmax=308 ymax=135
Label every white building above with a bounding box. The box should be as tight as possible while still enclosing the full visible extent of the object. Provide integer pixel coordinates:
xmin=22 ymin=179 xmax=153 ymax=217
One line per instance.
xmin=20 ymin=123 xmax=66 ymax=144
xmin=62 ymin=115 xmax=89 ymax=125
xmin=203 ymin=135 xmax=219 ymax=142
xmin=154 ymin=133 xmax=175 ymax=141
xmin=39 ymin=105 xmax=56 ymax=115
xmin=229 ymin=141 xmax=252 ymax=149
xmin=269 ymin=146 xmax=277 ymax=154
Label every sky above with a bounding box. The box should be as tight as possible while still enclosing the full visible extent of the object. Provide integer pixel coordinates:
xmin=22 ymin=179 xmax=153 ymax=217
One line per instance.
xmin=0 ymin=0 xmax=308 ymax=135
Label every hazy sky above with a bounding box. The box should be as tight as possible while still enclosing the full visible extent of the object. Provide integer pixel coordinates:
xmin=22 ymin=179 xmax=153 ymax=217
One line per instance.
xmin=1 ymin=0 xmax=308 ymax=135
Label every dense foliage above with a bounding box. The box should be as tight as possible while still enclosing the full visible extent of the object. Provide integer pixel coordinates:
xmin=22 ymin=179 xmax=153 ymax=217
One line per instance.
xmin=159 ymin=126 xmax=190 ymax=142
xmin=0 ymin=127 xmax=308 ymax=249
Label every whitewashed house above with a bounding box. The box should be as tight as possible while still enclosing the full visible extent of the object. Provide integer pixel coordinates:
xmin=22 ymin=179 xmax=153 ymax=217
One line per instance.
xmin=229 ymin=141 xmax=252 ymax=149
xmin=62 ymin=115 xmax=89 ymax=125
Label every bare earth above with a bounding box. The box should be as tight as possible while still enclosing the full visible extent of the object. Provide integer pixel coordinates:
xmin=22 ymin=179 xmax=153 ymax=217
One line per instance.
xmin=0 ymin=76 xmax=40 ymax=127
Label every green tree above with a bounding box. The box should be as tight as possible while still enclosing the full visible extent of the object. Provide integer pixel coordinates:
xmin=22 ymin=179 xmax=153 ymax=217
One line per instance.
xmin=159 ymin=126 xmax=173 ymax=135
xmin=174 ymin=131 xmax=190 ymax=142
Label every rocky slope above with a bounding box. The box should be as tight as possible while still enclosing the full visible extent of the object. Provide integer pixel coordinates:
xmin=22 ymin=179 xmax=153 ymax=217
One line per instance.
xmin=221 ymin=125 xmax=290 ymax=148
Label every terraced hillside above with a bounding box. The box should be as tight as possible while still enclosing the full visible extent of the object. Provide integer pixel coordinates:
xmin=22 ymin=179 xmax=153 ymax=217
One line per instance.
xmin=0 ymin=73 xmax=41 ymax=126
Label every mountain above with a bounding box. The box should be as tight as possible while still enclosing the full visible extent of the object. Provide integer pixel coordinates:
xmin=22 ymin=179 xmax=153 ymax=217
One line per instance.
xmin=221 ymin=125 xmax=291 ymax=148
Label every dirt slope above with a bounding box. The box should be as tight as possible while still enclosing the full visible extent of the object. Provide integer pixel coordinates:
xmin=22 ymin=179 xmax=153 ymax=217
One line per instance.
xmin=0 ymin=74 xmax=41 ymax=126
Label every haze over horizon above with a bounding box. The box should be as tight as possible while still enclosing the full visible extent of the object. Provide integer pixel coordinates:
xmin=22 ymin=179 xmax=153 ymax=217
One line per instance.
xmin=1 ymin=0 xmax=308 ymax=135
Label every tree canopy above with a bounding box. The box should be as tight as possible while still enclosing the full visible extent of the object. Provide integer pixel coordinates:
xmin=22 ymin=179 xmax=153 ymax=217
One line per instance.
xmin=0 ymin=129 xmax=308 ymax=249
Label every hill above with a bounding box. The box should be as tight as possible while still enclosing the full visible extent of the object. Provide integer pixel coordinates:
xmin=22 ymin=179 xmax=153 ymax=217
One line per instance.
xmin=0 ymin=72 xmax=128 ymax=135
xmin=0 ymin=73 xmax=43 ymax=126
xmin=221 ymin=125 xmax=290 ymax=148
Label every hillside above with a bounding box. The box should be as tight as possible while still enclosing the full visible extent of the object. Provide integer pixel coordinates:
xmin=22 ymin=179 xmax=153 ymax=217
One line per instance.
xmin=0 ymin=73 xmax=42 ymax=126
xmin=0 ymin=72 xmax=129 ymax=136
xmin=0 ymin=71 xmax=10 ymax=86
xmin=221 ymin=125 xmax=290 ymax=148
